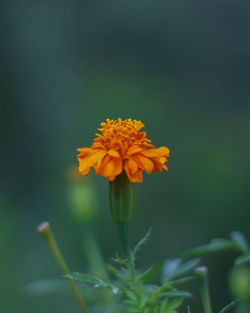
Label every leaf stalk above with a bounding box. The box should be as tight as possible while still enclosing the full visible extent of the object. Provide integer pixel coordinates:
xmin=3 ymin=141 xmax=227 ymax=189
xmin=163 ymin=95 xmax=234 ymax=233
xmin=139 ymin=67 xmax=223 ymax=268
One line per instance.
xmin=37 ymin=221 xmax=89 ymax=313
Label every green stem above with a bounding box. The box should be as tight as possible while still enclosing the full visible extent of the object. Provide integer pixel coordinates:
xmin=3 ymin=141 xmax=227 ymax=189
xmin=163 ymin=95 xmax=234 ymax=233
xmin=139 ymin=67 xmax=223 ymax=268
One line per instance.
xmin=37 ymin=222 xmax=89 ymax=313
xmin=116 ymin=222 xmax=130 ymax=257
xmin=128 ymin=251 xmax=141 ymax=305
xmin=116 ymin=225 xmax=140 ymax=311
xmin=195 ymin=266 xmax=213 ymax=313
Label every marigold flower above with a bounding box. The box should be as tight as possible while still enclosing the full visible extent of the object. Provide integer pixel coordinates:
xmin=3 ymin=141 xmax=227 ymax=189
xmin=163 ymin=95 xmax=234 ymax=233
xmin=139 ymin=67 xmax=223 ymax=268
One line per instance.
xmin=77 ymin=118 xmax=169 ymax=183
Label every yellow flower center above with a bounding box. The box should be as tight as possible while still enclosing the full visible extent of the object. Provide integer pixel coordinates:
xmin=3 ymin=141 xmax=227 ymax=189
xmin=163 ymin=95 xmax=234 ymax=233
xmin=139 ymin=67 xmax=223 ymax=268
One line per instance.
xmin=95 ymin=118 xmax=151 ymax=149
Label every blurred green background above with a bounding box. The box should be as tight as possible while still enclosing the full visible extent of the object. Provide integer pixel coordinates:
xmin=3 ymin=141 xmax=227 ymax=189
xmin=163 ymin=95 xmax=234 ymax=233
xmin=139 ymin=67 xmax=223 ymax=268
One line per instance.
xmin=1 ymin=1 xmax=250 ymax=312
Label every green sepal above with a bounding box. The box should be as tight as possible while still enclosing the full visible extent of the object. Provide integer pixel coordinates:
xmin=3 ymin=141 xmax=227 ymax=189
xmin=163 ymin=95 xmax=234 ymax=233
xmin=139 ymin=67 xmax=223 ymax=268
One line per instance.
xmin=109 ymin=172 xmax=135 ymax=224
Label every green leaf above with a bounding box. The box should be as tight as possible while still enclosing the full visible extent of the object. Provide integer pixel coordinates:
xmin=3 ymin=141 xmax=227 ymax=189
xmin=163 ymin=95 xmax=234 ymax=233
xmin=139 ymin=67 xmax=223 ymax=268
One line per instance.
xmin=159 ymin=298 xmax=183 ymax=313
xmin=156 ymin=282 xmax=175 ymax=294
xmin=66 ymin=272 xmax=100 ymax=284
xmin=230 ymin=231 xmax=248 ymax=251
xmin=167 ymin=298 xmax=183 ymax=311
xmin=234 ymin=253 xmax=250 ymax=266
xmin=116 ymin=268 xmax=130 ymax=284
xmin=147 ymin=284 xmax=160 ymax=291
xmin=162 ymin=258 xmax=200 ymax=282
xmin=187 ymin=305 xmax=191 ymax=313
xmin=182 ymin=239 xmax=244 ymax=259
xmin=219 ymin=299 xmax=238 ymax=313
xmin=66 ymin=272 xmax=119 ymax=294
xmin=113 ymin=254 xmax=129 ymax=267
xmin=139 ymin=287 xmax=150 ymax=308
xmin=123 ymin=289 xmax=138 ymax=303
xmin=153 ymin=307 xmax=159 ymax=313
xmin=161 ymin=259 xmax=181 ymax=281
xmin=160 ymin=299 xmax=168 ymax=313
xmin=127 ymin=305 xmax=142 ymax=312
xmin=168 ymin=276 xmax=195 ymax=287
xmin=140 ymin=262 xmax=164 ymax=284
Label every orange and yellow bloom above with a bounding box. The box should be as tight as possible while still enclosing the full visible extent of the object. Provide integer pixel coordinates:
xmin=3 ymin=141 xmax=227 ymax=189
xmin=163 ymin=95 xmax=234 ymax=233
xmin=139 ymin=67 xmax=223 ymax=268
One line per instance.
xmin=77 ymin=118 xmax=169 ymax=183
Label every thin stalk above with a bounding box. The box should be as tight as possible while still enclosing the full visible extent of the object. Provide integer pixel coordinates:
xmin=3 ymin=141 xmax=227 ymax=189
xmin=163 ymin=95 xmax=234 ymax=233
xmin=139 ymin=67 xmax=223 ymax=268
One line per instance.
xmin=116 ymin=223 xmax=141 ymax=305
xmin=116 ymin=222 xmax=130 ymax=257
xmin=37 ymin=222 xmax=89 ymax=313
xmin=128 ymin=251 xmax=141 ymax=304
xmin=219 ymin=299 xmax=238 ymax=313
xmin=195 ymin=266 xmax=213 ymax=313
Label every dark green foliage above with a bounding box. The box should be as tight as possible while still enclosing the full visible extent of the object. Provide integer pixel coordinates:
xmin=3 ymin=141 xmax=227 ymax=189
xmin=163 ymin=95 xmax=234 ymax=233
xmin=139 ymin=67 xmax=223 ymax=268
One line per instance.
xmin=182 ymin=232 xmax=249 ymax=260
xmin=33 ymin=230 xmax=250 ymax=313
xmin=68 ymin=232 xmax=190 ymax=313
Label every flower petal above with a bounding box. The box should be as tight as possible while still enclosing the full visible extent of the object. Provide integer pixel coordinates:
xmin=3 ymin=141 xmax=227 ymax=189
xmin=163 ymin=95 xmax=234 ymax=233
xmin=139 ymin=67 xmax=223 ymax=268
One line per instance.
xmin=124 ymin=160 xmax=143 ymax=183
xmin=127 ymin=146 xmax=143 ymax=155
xmin=78 ymin=149 xmax=106 ymax=175
xmin=95 ymin=155 xmax=123 ymax=180
xmin=108 ymin=149 xmax=121 ymax=158
xmin=126 ymin=157 xmax=139 ymax=174
xmin=134 ymin=154 xmax=154 ymax=174
xmin=151 ymin=158 xmax=167 ymax=173
xmin=142 ymin=146 xmax=170 ymax=158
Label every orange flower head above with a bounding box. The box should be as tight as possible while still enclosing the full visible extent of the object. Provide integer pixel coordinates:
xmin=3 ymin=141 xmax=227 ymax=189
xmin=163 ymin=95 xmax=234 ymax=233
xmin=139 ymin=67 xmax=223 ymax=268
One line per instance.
xmin=77 ymin=118 xmax=170 ymax=183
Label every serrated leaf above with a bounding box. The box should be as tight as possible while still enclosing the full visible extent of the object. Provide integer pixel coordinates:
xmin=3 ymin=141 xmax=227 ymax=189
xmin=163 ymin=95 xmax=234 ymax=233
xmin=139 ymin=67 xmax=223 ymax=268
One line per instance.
xmin=66 ymin=272 xmax=119 ymax=294
xmin=234 ymin=253 xmax=250 ymax=266
xmin=182 ymin=239 xmax=244 ymax=259
xmin=230 ymin=231 xmax=248 ymax=251
xmin=219 ymin=299 xmax=238 ymax=313
xmin=66 ymin=272 xmax=100 ymax=284
xmin=162 ymin=258 xmax=200 ymax=282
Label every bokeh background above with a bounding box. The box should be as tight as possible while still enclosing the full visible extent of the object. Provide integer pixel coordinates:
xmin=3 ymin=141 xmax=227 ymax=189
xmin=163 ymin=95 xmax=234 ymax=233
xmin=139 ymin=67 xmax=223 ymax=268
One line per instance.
xmin=1 ymin=1 xmax=250 ymax=312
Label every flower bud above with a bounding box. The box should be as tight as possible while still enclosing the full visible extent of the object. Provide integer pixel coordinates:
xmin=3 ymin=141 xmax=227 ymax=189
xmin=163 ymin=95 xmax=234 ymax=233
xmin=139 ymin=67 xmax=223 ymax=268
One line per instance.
xmin=109 ymin=171 xmax=135 ymax=224
xmin=67 ymin=166 xmax=97 ymax=222
xmin=229 ymin=266 xmax=250 ymax=302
